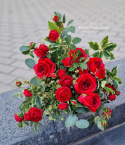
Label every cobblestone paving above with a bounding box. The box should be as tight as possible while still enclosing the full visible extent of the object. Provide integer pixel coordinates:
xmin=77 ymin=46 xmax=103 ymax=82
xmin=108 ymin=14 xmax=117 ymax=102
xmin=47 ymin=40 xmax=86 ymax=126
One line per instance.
xmin=0 ymin=0 xmax=125 ymax=93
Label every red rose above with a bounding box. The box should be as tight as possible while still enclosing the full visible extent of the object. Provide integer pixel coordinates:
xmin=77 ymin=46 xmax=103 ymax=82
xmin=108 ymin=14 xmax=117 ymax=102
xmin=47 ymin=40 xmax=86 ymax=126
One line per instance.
xmin=74 ymin=73 xmax=97 ymax=94
xmin=24 ymin=112 xmax=31 ymax=121
xmin=34 ymin=58 xmax=56 ymax=79
xmin=57 ymin=69 xmax=66 ymax=77
xmin=49 ymin=30 xmax=59 ymax=41
xmin=15 ymin=114 xmax=24 ymax=122
xmin=95 ymin=67 xmax=106 ymax=79
xmin=78 ymin=68 xmax=89 ymax=75
xmin=116 ymin=91 xmax=120 ymax=96
xmin=58 ymin=103 xmax=68 ymax=110
xmin=69 ymin=48 xmax=88 ymax=63
xmin=87 ymin=57 xmax=105 ymax=73
xmin=53 ymin=16 xmax=59 ymax=22
xmin=59 ymin=75 xmax=73 ymax=88
xmin=55 ymin=87 xmax=72 ymax=102
xmin=75 ymin=48 xmax=88 ymax=62
xmin=62 ymin=57 xmax=72 ymax=67
xmin=78 ymin=93 xmax=101 ymax=112
xmin=24 ymin=89 xmax=32 ymax=97
xmin=16 ymin=81 xmax=22 ymax=87
xmin=28 ymin=107 xmax=43 ymax=122
xmin=108 ymin=94 xmax=116 ymax=101
xmin=34 ymin=44 xmax=49 ymax=58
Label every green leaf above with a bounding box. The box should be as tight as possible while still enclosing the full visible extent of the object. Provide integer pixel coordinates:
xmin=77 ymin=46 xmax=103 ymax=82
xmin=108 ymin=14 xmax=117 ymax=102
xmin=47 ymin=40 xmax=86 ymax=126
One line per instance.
xmin=101 ymin=36 xmax=108 ymax=48
xmin=103 ymin=43 xmax=117 ymax=51
xmin=25 ymin=58 xmax=36 ymax=69
xmin=30 ymin=77 xmax=38 ymax=86
xmin=80 ymin=63 xmax=87 ymax=70
xmin=101 ymin=81 xmax=106 ymax=88
xmin=112 ymin=80 xmax=118 ymax=89
xmin=88 ymin=42 xmax=99 ymax=50
xmin=63 ymin=14 xmax=65 ymax=23
xmin=110 ymin=52 xmax=115 ymax=60
xmin=62 ymin=28 xmax=69 ymax=38
xmin=103 ymin=50 xmax=111 ymax=58
xmin=67 ymin=20 xmax=74 ymax=26
xmin=44 ymin=37 xmax=55 ymax=43
xmin=113 ymin=77 xmax=122 ymax=84
xmin=20 ymin=46 xmax=30 ymax=55
xmin=66 ymin=35 xmax=71 ymax=42
xmin=72 ymin=37 xmax=81 ymax=44
xmin=76 ymin=108 xmax=88 ymax=113
xmin=112 ymin=66 xmax=117 ymax=77
xmin=68 ymin=26 xmax=75 ymax=33
xmin=36 ymin=96 xmax=42 ymax=108
xmin=33 ymin=124 xmax=37 ymax=133
xmin=69 ymin=44 xmax=76 ymax=49
xmin=68 ymin=67 xmax=75 ymax=71
xmin=104 ymin=86 xmax=114 ymax=94
xmin=29 ymin=51 xmax=34 ymax=58
xmin=84 ymin=49 xmax=89 ymax=55
xmin=92 ymin=51 xmax=99 ymax=57
xmin=94 ymin=116 xmax=100 ymax=124
xmin=50 ymin=43 xmax=60 ymax=48
xmin=76 ymin=119 xmax=89 ymax=129
xmin=88 ymin=116 xmax=94 ymax=122
xmin=41 ymin=85 xmax=45 ymax=92
xmin=65 ymin=114 xmax=78 ymax=128
xmin=54 ymin=12 xmax=62 ymax=19
xmin=48 ymin=21 xmax=59 ymax=33
xmin=97 ymin=121 xmax=104 ymax=131
xmin=99 ymin=51 xmax=103 ymax=58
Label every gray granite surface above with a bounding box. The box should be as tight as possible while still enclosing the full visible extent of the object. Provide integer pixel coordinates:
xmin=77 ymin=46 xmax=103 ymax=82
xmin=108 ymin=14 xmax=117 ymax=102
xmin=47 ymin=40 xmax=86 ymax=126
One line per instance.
xmin=0 ymin=59 xmax=125 ymax=145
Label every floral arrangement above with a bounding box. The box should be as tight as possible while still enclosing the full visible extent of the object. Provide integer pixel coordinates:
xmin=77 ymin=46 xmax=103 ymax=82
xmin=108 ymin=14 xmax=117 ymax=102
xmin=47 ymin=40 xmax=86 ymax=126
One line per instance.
xmin=14 ymin=12 xmax=122 ymax=132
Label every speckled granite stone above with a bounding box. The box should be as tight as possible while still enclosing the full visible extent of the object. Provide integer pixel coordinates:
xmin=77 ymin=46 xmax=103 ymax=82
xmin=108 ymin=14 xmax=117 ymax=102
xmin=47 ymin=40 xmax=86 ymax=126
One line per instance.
xmin=0 ymin=59 xmax=125 ymax=145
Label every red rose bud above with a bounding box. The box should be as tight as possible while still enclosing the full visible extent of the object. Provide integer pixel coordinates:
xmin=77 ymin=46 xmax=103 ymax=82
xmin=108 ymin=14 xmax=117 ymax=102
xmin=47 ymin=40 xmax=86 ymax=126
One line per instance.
xmin=51 ymin=73 xmax=57 ymax=79
xmin=115 ymin=91 xmax=120 ymax=96
xmin=58 ymin=103 xmax=68 ymax=110
xmin=53 ymin=16 xmax=59 ymax=22
xmin=15 ymin=114 xmax=24 ymax=122
xmin=49 ymin=30 xmax=59 ymax=42
xmin=24 ymin=89 xmax=32 ymax=97
xmin=18 ymin=122 xmax=23 ymax=128
xmin=57 ymin=69 xmax=66 ymax=77
xmin=30 ymin=42 xmax=34 ymax=46
xmin=102 ymin=119 xmax=108 ymax=126
xmin=16 ymin=81 xmax=22 ymax=87
xmin=71 ymin=100 xmax=77 ymax=106
xmin=108 ymin=94 xmax=116 ymax=101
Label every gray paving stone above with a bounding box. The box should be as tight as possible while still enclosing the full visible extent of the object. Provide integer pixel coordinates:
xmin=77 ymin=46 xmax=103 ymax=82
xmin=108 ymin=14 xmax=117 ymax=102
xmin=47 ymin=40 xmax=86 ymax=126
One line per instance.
xmin=0 ymin=57 xmax=15 ymax=65
xmin=0 ymin=64 xmax=15 ymax=74
xmin=0 ymin=0 xmax=125 ymax=93
xmin=0 ymin=73 xmax=15 ymax=85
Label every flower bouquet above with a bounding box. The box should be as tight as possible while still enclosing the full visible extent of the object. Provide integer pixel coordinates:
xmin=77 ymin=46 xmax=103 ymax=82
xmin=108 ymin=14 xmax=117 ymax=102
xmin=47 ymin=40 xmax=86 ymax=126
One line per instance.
xmin=14 ymin=12 xmax=122 ymax=132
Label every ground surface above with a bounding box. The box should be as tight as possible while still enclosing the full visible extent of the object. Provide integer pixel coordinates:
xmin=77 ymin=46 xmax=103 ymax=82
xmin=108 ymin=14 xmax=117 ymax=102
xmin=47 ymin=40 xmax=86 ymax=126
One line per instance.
xmin=0 ymin=0 xmax=125 ymax=93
